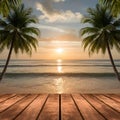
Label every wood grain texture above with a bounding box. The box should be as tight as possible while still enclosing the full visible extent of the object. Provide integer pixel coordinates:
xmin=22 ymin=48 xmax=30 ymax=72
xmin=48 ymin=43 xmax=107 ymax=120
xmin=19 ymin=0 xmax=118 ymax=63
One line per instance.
xmin=0 ymin=94 xmax=119 ymax=120
xmin=83 ymin=94 xmax=120 ymax=120
xmin=37 ymin=94 xmax=59 ymax=120
xmin=95 ymin=95 xmax=120 ymax=112
xmin=0 ymin=94 xmax=37 ymax=120
xmin=105 ymin=94 xmax=120 ymax=103
xmin=61 ymin=94 xmax=83 ymax=120
xmin=0 ymin=94 xmax=26 ymax=112
xmin=0 ymin=94 xmax=16 ymax=103
xmin=73 ymin=94 xmax=105 ymax=120
xmin=15 ymin=94 xmax=48 ymax=120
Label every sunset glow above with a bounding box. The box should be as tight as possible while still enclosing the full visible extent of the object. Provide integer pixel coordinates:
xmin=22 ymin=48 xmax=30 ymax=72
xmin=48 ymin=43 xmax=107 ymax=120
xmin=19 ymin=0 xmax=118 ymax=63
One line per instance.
xmin=56 ymin=48 xmax=64 ymax=54
xmin=57 ymin=59 xmax=63 ymax=73
xmin=0 ymin=0 xmax=119 ymax=60
xmin=0 ymin=0 xmax=120 ymax=97
xmin=57 ymin=59 xmax=62 ymax=63
xmin=57 ymin=66 xmax=63 ymax=73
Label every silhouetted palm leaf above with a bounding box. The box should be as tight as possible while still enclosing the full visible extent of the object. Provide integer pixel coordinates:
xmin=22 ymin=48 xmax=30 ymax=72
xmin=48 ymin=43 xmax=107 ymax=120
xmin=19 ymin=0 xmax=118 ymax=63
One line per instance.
xmin=0 ymin=0 xmax=21 ymax=16
xmin=80 ymin=4 xmax=120 ymax=81
xmin=99 ymin=0 xmax=120 ymax=16
xmin=0 ymin=4 xmax=40 ymax=81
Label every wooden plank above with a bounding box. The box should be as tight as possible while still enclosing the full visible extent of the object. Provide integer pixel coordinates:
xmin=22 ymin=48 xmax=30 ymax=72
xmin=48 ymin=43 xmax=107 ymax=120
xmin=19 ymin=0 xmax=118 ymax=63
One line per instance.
xmin=0 ymin=94 xmax=37 ymax=120
xmin=37 ymin=94 xmax=59 ymax=120
xmin=15 ymin=94 xmax=48 ymax=120
xmin=61 ymin=94 xmax=83 ymax=120
xmin=72 ymin=94 xmax=105 ymax=120
xmin=95 ymin=95 xmax=120 ymax=112
xmin=105 ymin=94 xmax=120 ymax=103
xmin=83 ymin=94 xmax=120 ymax=120
xmin=112 ymin=94 xmax=120 ymax=97
xmin=0 ymin=94 xmax=119 ymax=120
xmin=0 ymin=94 xmax=16 ymax=103
xmin=0 ymin=94 xmax=11 ymax=98
xmin=0 ymin=94 xmax=26 ymax=112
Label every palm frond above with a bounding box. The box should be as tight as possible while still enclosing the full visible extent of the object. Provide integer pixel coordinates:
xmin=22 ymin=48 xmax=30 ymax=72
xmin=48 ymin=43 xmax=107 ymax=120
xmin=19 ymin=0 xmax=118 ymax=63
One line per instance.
xmin=0 ymin=4 xmax=40 ymax=55
xmin=81 ymin=3 xmax=120 ymax=56
xmin=21 ymin=27 xmax=40 ymax=36
xmin=99 ymin=0 xmax=120 ymax=16
xmin=0 ymin=0 xmax=21 ymax=17
xmin=80 ymin=27 xmax=99 ymax=36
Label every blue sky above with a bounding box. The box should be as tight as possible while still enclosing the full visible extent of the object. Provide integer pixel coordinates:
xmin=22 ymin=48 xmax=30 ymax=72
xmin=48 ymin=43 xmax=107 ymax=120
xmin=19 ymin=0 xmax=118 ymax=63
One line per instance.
xmin=22 ymin=0 xmax=98 ymax=39
xmin=1 ymin=0 xmax=120 ymax=60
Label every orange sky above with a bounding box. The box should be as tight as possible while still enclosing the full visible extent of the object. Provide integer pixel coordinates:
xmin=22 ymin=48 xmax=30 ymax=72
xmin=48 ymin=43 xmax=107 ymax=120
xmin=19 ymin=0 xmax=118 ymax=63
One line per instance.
xmin=0 ymin=40 xmax=119 ymax=60
xmin=0 ymin=0 xmax=120 ymax=60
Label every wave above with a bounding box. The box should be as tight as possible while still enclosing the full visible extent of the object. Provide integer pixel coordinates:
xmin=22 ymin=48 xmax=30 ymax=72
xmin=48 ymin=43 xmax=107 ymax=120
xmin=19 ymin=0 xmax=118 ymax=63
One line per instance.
xmin=3 ymin=72 xmax=116 ymax=77
xmin=0 ymin=64 xmax=120 ymax=67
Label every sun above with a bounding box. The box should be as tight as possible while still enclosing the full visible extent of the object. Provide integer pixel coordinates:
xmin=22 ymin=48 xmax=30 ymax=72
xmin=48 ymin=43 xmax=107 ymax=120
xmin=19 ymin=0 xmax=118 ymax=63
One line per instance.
xmin=56 ymin=48 xmax=64 ymax=54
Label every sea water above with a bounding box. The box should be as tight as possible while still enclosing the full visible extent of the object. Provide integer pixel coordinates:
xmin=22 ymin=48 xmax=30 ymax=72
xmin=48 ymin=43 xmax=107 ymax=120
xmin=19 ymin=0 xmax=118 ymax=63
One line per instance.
xmin=0 ymin=59 xmax=120 ymax=93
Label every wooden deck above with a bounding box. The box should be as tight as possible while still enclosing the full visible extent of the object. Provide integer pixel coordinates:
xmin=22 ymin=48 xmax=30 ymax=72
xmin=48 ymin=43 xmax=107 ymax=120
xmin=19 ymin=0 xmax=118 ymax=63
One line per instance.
xmin=0 ymin=94 xmax=119 ymax=120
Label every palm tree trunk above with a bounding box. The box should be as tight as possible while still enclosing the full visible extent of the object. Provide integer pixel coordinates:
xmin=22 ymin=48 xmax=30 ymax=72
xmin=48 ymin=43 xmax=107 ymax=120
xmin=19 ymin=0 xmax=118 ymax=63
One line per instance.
xmin=0 ymin=38 xmax=14 ymax=81
xmin=106 ymin=41 xmax=120 ymax=81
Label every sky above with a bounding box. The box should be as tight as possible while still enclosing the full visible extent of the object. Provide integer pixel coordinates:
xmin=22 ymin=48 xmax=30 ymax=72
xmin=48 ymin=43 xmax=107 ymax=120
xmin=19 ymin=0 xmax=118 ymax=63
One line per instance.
xmin=0 ymin=0 xmax=120 ymax=60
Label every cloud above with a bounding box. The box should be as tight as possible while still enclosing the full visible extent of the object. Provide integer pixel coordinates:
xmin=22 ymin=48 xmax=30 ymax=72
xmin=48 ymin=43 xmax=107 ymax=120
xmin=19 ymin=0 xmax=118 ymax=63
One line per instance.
xmin=53 ymin=0 xmax=65 ymax=2
xmin=53 ymin=33 xmax=81 ymax=41
xmin=39 ymin=33 xmax=81 ymax=41
xmin=38 ymin=24 xmax=67 ymax=33
xmin=36 ymin=0 xmax=83 ymax=23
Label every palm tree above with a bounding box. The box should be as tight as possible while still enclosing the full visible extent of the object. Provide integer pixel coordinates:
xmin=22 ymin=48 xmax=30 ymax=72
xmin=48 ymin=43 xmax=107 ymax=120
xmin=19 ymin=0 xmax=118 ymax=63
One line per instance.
xmin=0 ymin=0 xmax=21 ymax=16
xmin=99 ymin=0 xmax=120 ymax=17
xmin=80 ymin=4 xmax=120 ymax=81
xmin=0 ymin=4 xmax=40 ymax=81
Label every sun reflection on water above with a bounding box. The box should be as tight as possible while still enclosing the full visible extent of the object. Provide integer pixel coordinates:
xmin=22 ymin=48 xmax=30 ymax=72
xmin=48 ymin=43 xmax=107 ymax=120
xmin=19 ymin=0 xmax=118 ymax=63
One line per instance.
xmin=57 ymin=66 xmax=62 ymax=73
xmin=57 ymin=59 xmax=63 ymax=73
xmin=55 ymin=59 xmax=64 ymax=93
xmin=54 ymin=77 xmax=64 ymax=93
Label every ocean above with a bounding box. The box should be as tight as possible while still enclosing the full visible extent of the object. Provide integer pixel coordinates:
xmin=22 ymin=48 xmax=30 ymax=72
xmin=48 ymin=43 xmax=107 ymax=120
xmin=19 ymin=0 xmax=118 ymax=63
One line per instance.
xmin=0 ymin=59 xmax=120 ymax=93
